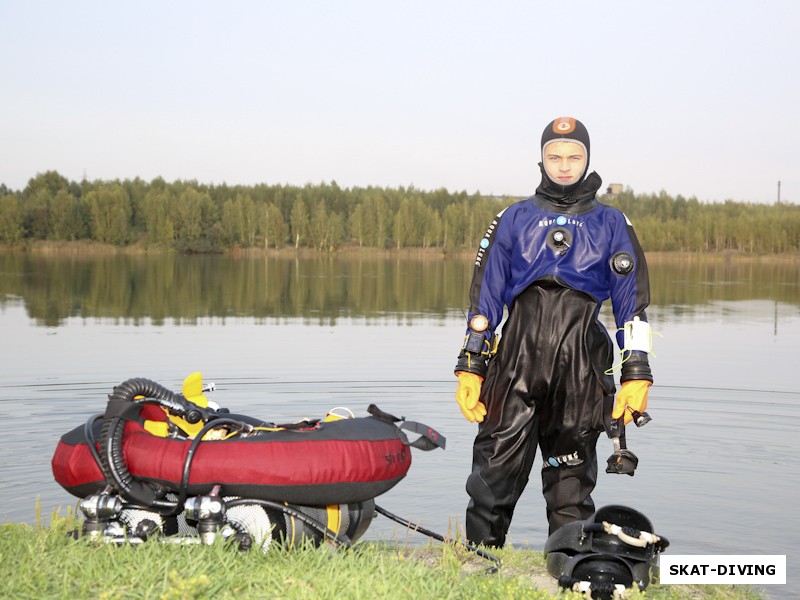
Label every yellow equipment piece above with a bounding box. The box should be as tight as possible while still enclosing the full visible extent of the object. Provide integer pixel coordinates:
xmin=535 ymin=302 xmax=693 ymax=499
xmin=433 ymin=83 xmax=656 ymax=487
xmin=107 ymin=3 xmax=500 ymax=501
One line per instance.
xmin=143 ymin=371 xmax=210 ymax=438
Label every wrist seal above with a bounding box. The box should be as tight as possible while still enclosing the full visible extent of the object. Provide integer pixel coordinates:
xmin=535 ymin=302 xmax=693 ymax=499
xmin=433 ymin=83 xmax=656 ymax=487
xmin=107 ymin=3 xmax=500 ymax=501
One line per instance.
xmin=620 ymin=350 xmax=653 ymax=383
xmin=455 ymin=350 xmax=488 ymax=379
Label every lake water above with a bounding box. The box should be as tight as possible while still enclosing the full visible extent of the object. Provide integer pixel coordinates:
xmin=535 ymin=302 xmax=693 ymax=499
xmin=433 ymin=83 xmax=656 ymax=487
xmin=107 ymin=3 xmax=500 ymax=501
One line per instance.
xmin=1 ymin=252 xmax=798 ymax=598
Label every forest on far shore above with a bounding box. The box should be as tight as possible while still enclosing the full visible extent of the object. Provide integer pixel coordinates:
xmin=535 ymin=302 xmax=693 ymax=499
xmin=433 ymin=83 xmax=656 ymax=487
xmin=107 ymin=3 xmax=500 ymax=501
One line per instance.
xmin=1 ymin=171 xmax=798 ymax=254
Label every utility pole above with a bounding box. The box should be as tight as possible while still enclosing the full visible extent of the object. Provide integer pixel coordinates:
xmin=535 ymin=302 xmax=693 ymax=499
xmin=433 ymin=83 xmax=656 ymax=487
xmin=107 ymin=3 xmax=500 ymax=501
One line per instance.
xmin=777 ymin=180 xmax=781 ymax=204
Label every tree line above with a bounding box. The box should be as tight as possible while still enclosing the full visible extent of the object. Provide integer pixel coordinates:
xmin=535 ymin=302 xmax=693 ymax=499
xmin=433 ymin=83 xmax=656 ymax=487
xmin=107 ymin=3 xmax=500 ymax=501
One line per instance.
xmin=1 ymin=171 xmax=798 ymax=253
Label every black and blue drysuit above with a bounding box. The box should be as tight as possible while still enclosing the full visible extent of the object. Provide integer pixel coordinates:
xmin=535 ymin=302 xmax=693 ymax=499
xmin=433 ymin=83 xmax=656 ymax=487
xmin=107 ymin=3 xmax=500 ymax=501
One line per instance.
xmin=455 ymin=170 xmax=653 ymax=546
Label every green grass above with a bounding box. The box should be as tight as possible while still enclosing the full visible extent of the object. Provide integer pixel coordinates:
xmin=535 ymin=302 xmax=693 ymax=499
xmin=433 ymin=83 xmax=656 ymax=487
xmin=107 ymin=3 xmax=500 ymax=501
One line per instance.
xmin=0 ymin=506 xmax=768 ymax=600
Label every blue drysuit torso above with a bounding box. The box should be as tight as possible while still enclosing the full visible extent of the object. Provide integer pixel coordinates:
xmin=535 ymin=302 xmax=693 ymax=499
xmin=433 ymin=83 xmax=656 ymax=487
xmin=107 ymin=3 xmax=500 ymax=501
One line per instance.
xmin=467 ymin=193 xmax=650 ymax=352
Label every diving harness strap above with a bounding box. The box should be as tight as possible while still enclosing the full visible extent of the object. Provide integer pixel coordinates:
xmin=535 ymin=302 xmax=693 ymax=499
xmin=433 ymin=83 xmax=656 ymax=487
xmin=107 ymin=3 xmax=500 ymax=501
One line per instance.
xmin=367 ymin=404 xmax=446 ymax=451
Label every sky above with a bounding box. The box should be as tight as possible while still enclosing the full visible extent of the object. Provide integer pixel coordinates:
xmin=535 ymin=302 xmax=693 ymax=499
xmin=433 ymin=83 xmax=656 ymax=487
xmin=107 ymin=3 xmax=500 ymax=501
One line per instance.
xmin=1 ymin=1 xmax=798 ymax=204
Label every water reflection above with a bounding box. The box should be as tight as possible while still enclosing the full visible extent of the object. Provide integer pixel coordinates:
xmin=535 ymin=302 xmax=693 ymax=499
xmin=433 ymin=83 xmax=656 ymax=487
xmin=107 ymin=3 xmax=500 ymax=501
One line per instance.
xmin=1 ymin=252 xmax=799 ymax=327
xmin=648 ymin=255 xmax=800 ymax=316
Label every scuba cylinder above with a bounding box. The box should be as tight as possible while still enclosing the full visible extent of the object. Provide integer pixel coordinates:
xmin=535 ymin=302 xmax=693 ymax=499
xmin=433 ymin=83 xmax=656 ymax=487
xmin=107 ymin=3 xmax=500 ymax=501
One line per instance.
xmin=227 ymin=499 xmax=376 ymax=550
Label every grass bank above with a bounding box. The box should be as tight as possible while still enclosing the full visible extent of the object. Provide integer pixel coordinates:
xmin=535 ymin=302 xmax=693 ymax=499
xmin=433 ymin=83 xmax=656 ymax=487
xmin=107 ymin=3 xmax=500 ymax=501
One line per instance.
xmin=0 ymin=507 xmax=767 ymax=600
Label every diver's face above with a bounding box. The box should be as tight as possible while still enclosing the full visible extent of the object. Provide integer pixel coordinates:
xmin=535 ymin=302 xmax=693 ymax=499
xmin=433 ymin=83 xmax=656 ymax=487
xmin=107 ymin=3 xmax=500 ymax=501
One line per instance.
xmin=543 ymin=141 xmax=587 ymax=186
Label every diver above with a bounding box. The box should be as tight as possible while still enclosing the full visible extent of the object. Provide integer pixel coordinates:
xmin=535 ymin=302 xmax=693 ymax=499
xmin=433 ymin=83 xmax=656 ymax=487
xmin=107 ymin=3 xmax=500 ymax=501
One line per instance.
xmin=453 ymin=116 xmax=654 ymax=547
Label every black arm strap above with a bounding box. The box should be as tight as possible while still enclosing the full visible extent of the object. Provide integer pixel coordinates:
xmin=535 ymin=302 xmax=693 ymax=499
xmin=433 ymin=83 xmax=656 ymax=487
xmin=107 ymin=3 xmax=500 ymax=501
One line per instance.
xmin=399 ymin=420 xmax=446 ymax=451
xmin=367 ymin=404 xmax=446 ymax=451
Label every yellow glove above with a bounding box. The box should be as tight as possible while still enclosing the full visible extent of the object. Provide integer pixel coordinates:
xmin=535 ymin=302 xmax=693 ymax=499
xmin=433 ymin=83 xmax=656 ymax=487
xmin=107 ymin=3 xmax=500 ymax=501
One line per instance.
xmin=612 ymin=380 xmax=651 ymax=425
xmin=455 ymin=372 xmax=486 ymax=423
